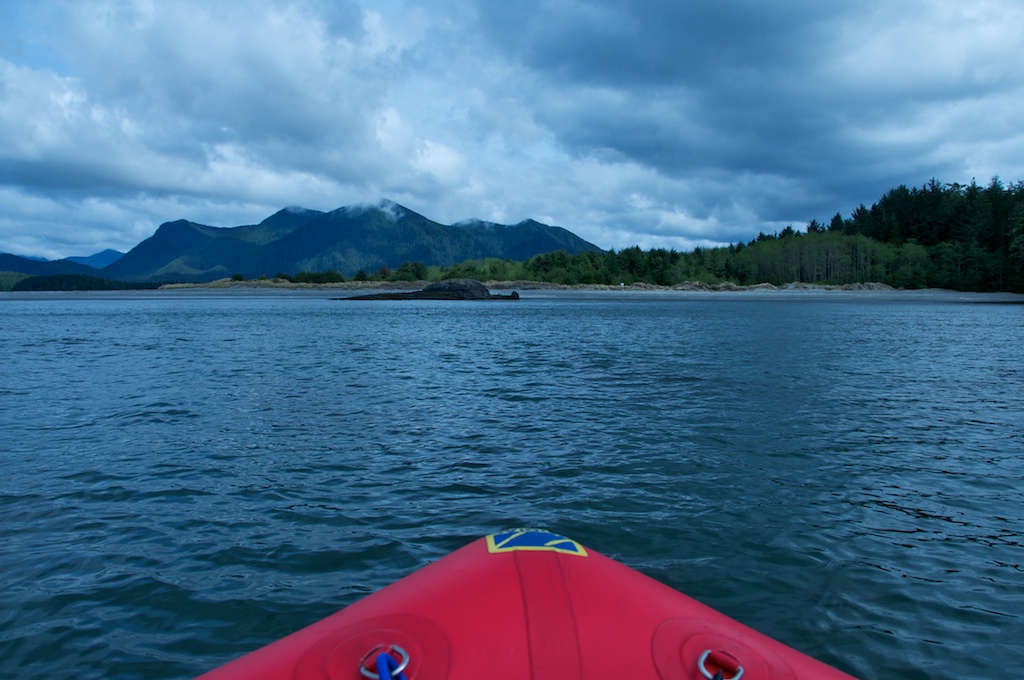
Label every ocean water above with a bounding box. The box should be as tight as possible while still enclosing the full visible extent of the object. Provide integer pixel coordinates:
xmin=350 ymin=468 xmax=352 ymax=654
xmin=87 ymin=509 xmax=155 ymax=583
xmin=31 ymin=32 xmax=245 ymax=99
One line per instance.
xmin=1 ymin=287 xmax=1022 ymax=679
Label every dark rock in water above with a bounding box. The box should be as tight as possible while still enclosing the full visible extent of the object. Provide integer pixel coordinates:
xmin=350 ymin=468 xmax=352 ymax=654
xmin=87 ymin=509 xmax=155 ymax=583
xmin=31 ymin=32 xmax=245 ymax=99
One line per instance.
xmin=418 ymin=279 xmax=491 ymax=299
xmin=341 ymin=279 xmax=520 ymax=301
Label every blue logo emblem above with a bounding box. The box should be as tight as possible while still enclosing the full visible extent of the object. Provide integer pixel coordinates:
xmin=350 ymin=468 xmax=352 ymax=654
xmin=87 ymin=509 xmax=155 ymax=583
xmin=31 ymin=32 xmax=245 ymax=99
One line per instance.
xmin=486 ymin=529 xmax=588 ymax=556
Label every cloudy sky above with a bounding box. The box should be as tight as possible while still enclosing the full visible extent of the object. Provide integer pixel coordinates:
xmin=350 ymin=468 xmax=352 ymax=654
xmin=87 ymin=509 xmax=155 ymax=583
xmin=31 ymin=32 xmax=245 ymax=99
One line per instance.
xmin=2 ymin=0 xmax=1023 ymax=259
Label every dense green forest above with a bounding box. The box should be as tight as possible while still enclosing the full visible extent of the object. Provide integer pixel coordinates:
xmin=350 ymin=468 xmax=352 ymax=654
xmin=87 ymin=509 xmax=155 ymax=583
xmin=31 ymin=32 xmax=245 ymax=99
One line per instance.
xmin=10 ymin=274 xmax=162 ymax=291
xmin=6 ymin=178 xmax=1023 ymax=292
xmin=389 ymin=177 xmax=1024 ymax=292
xmin=0 ymin=271 xmax=30 ymax=291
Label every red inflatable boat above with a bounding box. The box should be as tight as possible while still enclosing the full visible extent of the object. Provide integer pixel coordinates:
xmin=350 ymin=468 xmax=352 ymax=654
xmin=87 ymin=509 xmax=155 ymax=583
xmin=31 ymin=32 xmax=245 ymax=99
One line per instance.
xmin=197 ymin=529 xmax=857 ymax=679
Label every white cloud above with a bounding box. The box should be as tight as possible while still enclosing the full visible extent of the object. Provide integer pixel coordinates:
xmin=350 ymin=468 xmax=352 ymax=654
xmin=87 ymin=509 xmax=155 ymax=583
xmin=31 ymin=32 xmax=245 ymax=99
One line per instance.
xmin=412 ymin=140 xmax=468 ymax=188
xmin=830 ymin=1 xmax=1024 ymax=97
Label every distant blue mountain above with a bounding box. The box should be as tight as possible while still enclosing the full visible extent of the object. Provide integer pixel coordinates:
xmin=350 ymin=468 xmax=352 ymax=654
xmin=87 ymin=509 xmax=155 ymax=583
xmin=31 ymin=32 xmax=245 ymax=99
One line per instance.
xmin=66 ymin=249 xmax=125 ymax=268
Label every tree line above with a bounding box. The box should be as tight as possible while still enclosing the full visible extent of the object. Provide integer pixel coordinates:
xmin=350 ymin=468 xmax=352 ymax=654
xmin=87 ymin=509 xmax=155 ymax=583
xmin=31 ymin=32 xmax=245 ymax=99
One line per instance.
xmin=487 ymin=177 xmax=1024 ymax=291
xmin=10 ymin=274 xmax=162 ymax=291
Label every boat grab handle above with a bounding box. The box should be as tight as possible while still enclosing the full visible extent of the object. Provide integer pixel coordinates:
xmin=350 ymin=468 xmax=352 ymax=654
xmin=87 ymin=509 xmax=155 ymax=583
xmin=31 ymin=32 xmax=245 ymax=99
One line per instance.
xmin=698 ymin=648 xmax=744 ymax=680
xmin=359 ymin=644 xmax=410 ymax=680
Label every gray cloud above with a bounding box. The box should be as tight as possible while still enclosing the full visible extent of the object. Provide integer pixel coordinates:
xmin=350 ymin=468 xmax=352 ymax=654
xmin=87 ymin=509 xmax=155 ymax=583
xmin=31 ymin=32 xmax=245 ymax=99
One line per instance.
xmin=1 ymin=0 xmax=1023 ymax=259
xmin=473 ymin=1 xmax=1024 ymax=213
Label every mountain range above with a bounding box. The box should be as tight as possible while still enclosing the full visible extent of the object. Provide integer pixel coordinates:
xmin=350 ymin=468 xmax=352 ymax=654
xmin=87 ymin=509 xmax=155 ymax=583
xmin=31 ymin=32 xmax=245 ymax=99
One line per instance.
xmin=1 ymin=200 xmax=601 ymax=283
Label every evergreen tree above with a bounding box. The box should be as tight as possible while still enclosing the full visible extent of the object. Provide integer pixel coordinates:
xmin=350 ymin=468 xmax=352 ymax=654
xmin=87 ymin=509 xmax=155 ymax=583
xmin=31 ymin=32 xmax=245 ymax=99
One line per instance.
xmin=1009 ymin=203 xmax=1024 ymax=272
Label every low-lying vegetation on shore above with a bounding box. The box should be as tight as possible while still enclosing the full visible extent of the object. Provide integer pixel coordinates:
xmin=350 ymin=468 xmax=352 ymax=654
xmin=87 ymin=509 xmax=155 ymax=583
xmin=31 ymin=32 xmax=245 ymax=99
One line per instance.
xmin=157 ymin=276 xmax=898 ymax=294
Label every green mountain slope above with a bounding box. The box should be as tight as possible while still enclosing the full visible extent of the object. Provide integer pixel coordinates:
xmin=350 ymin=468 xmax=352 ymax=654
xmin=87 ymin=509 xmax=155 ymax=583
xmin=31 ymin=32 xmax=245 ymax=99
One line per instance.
xmin=103 ymin=200 xmax=602 ymax=282
xmin=0 ymin=253 xmax=100 ymax=277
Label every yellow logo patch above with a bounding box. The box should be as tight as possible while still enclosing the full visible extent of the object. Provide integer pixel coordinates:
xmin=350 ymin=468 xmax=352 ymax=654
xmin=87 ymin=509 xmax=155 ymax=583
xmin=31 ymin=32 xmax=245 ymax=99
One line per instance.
xmin=486 ymin=529 xmax=588 ymax=556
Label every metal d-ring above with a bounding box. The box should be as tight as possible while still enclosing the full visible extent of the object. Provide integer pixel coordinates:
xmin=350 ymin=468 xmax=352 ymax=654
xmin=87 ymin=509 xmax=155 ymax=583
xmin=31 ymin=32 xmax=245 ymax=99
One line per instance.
xmin=698 ymin=648 xmax=744 ymax=680
xmin=359 ymin=644 xmax=410 ymax=679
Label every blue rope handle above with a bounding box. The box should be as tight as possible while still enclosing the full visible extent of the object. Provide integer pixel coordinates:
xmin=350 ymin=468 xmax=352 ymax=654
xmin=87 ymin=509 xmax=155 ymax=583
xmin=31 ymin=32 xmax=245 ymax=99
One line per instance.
xmin=376 ymin=651 xmax=408 ymax=680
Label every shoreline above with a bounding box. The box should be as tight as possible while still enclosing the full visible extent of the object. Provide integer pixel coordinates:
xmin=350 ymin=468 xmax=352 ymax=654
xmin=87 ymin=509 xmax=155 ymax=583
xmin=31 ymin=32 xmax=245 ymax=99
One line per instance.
xmin=5 ymin=276 xmax=1019 ymax=299
xmin=3 ymin=280 xmax=1020 ymax=303
xmin=145 ymin=279 xmax=1024 ymax=303
xmin=158 ymin=278 xmax=902 ymax=293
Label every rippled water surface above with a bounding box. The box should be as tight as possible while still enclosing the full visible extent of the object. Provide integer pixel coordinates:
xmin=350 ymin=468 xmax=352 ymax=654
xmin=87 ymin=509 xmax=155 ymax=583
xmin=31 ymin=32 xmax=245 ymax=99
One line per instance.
xmin=2 ymin=288 xmax=1023 ymax=679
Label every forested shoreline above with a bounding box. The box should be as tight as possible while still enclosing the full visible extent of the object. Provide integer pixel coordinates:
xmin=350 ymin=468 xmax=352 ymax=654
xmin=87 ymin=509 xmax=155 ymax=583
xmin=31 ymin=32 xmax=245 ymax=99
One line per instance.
xmin=484 ymin=178 xmax=1024 ymax=292
xmin=276 ymin=178 xmax=1024 ymax=293
xmin=6 ymin=178 xmax=1024 ymax=292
